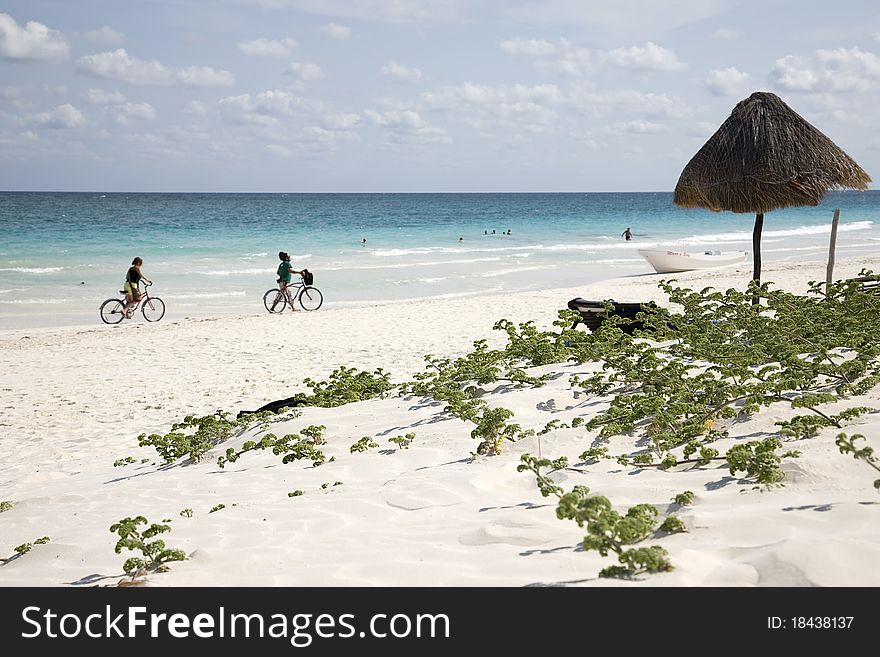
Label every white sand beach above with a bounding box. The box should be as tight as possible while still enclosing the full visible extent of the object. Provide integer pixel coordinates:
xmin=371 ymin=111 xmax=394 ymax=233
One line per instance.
xmin=1 ymin=255 xmax=879 ymax=587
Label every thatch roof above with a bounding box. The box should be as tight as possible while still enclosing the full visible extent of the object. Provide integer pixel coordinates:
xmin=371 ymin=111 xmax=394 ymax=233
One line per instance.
xmin=674 ymin=91 xmax=870 ymax=214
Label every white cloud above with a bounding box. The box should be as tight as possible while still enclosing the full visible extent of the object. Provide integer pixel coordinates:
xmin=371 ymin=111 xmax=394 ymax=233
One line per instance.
xmin=500 ymin=37 xmax=592 ymax=76
xmin=600 ymin=41 xmax=686 ymax=71
xmin=24 ymin=103 xmax=85 ymax=129
xmin=85 ymin=26 xmax=125 ymax=47
xmin=422 ymin=83 xmax=563 ymax=132
xmin=323 ymin=112 xmax=360 ymax=129
xmin=86 ymin=88 xmax=126 ymax=105
xmin=303 ymin=125 xmax=355 ymax=146
xmin=506 ymin=1 xmax=726 ymax=38
xmin=251 ymin=0 xmax=463 ymax=23
xmin=238 ymin=37 xmax=297 ymax=56
xmin=0 ymin=12 xmax=69 ymax=61
xmin=422 ymin=82 xmax=563 ymax=108
xmin=266 ymin=143 xmax=292 ymax=156
xmin=111 ymin=102 xmax=156 ymax=124
xmin=769 ymin=48 xmax=880 ymax=93
xmin=219 ymin=89 xmax=305 ymax=125
xmin=77 ymin=49 xmax=234 ymax=87
xmin=185 ymin=100 xmax=208 ymax=116
xmin=286 ymin=62 xmax=324 ymax=81
xmin=704 ymin=67 xmax=750 ymax=96
xmin=569 ymin=87 xmax=692 ymax=119
xmin=320 ymin=23 xmax=351 ymax=40
xmin=381 ymin=60 xmax=422 ymax=82
xmin=364 ymin=109 xmax=450 ymax=143
xmin=603 ymin=119 xmax=667 ymax=135
xmin=499 ymin=38 xmax=557 ymax=57
xmin=710 ymin=28 xmax=739 ymax=41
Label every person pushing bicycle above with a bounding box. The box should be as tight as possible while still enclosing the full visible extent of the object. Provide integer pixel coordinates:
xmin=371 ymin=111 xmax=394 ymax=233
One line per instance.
xmin=276 ymin=251 xmax=303 ymax=306
xmin=122 ymin=257 xmax=152 ymax=318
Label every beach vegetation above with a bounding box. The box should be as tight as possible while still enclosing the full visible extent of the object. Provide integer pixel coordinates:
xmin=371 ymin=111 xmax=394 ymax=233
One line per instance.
xmin=138 ymin=410 xmax=272 ymax=464
xmin=568 ymin=279 xmax=879 ymax=474
xmin=518 ymin=454 xmax=673 ymax=578
xmin=288 ymin=490 xmax=304 ymax=497
xmin=301 ymin=366 xmax=393 ymax=407
xmin=388 ymin=432 xmax=416 ymax=449
xmin=673 ymin=491 xmax=695 ymax=506
xmin=113 ymin=456 xmax=136 ymax=467
xmin=217 ymin=427 xmax=327 ymax=469
xmin=179 ymin=508 xmax=193 ymax=518
xmin=836 ymin=433 xmax=880 ymax=491
xmin=209 ymin=504 xmax=225 ymax=513
xmin=350 ymin=436 xmax=379 ymax=453
xmin=110 ymin=516 xmax=185 ymax=576
xmin=726 ymin=438 xmax=800 ymax=486
xmin=0 ymin=501 xmax=12 ymax=513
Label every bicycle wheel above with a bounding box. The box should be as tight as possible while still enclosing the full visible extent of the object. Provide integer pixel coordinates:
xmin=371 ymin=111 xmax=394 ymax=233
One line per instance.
xmin=142 ymin=296 xmax=166 ymax=322
xmin=298 ymin=286 xmax=323 ymax=311
xmin=263 ymin=288 xmax=288 ymax=313
xmin=100 ymin=298 xmax=125 ymax=325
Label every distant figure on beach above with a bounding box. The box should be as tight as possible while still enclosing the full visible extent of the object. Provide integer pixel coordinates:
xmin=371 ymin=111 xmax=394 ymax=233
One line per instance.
xmin=484 ymin=230 xmax=488 ymax=235
xmin=506 ymin=228 xmax=512 ymax=235
xmin=122 ymin=257 xmax=151 ymax=318
xmin=362 ymin=238 xmax=366 ymax=246
xmin=622 ymin=227 xmax=632 ymax=241
xmin=459 ymin=236 xmax=464 ymax=242
xmin=276 ymin=251 xmax=302 ymax=306
xmin=492 ymin=229 xmax=496 ymax=234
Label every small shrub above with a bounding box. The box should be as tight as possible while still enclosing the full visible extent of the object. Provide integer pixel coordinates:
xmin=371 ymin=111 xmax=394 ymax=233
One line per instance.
xmin=109 ymin=516 xmax=186 ymax=575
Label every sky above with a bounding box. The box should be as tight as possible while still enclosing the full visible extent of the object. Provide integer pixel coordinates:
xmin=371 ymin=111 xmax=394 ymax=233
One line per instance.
xmin=2 ymin=0 xmax=880 ymax=192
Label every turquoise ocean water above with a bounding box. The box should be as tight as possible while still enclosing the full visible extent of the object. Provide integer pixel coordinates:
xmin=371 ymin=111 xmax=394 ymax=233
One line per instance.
xmin=1 ymin=191 xmax=879 ymax=329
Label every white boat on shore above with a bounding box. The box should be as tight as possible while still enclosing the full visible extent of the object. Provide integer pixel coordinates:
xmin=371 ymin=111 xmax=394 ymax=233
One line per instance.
xmin=638 ymin=249 xmax=748 ymax=274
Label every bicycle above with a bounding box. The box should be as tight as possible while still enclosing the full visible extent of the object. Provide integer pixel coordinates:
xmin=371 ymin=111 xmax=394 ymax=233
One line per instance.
xmin=263 ymin=275 xmax=323 ymax=313
xmin=100 ymin=281 xmax=166 ymax=324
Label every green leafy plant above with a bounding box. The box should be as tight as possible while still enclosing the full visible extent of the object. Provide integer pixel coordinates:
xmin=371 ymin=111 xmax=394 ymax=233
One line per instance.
xmin=519 ymin=454 xmax=674 ymax=578
xmin=568 ymin=280 xmax=880 ymax=464
xmin=836 ymin=433 xmax=880 ymax=491
xmin=109 ymin=516 xmax=186 ymax=575
xmin=726 ymin=437 xmax=800 ymax=486
xmin=113 ymin=456 xmax=136 ymax=467
xmin=388 ymin=433 xmax=416 ymax=449
xmin=179 ymin=508 xmax=193 ymax=518
xmin=139 ymin=410 xmax=272 ymax=464
xmin=0 ymin=500 xmax=12 ymax=513
xmin=673 ymin=491 xmax=695 ymax=506
xmin=209 ymin=504 xmax=226 ymax=513
xmin=350 ymin=436 xmax=379 ymax=453
xmin=288 ymin=490 xmax=304 ymax=497
xmin=301 ymin=367 xmax=394 ymax=407
xmin=217 ymin=425 xmax=327 ymax=468
xmin=659 ymin=516 xmax=686 ymax=533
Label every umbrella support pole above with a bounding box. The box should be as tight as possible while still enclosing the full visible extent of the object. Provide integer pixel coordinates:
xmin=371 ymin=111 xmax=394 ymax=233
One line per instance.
xmin=752 ymin=212 xmax=764 ymax=305
xmin=826 ymin=208 xmax=841 ymax=295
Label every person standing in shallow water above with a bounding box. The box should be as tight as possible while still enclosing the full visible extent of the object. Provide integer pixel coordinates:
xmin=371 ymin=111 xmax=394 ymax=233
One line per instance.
xmin=622 ymin=227 xmax=633 ymax=241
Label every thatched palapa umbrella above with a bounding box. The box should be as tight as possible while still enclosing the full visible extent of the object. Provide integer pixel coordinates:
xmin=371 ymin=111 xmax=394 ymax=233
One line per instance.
xmin=674 ymin=91 xmax=870 ymax=298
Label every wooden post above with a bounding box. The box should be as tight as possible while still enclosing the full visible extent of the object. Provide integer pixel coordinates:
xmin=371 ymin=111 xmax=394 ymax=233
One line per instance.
xmin=826 ymin=208 xmax=841 ymax=295
xmin=751 ymin=212 xmax=764 ymax=305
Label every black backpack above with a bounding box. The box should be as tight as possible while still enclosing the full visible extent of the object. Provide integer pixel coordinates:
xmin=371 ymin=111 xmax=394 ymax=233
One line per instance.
xmin=302 ymin=269 xmax=314 ymax=285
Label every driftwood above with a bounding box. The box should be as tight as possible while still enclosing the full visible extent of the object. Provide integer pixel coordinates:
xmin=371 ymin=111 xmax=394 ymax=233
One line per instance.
xmin=237 ymin=395 xmax=308 ymax=419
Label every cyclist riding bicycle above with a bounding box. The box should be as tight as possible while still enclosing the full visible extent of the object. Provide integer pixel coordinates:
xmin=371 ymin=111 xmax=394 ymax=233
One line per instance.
xmin=276 ymin=251 xmax=303 ymax=306
xmin=122 ymin=257 xmax=152 ymax=318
